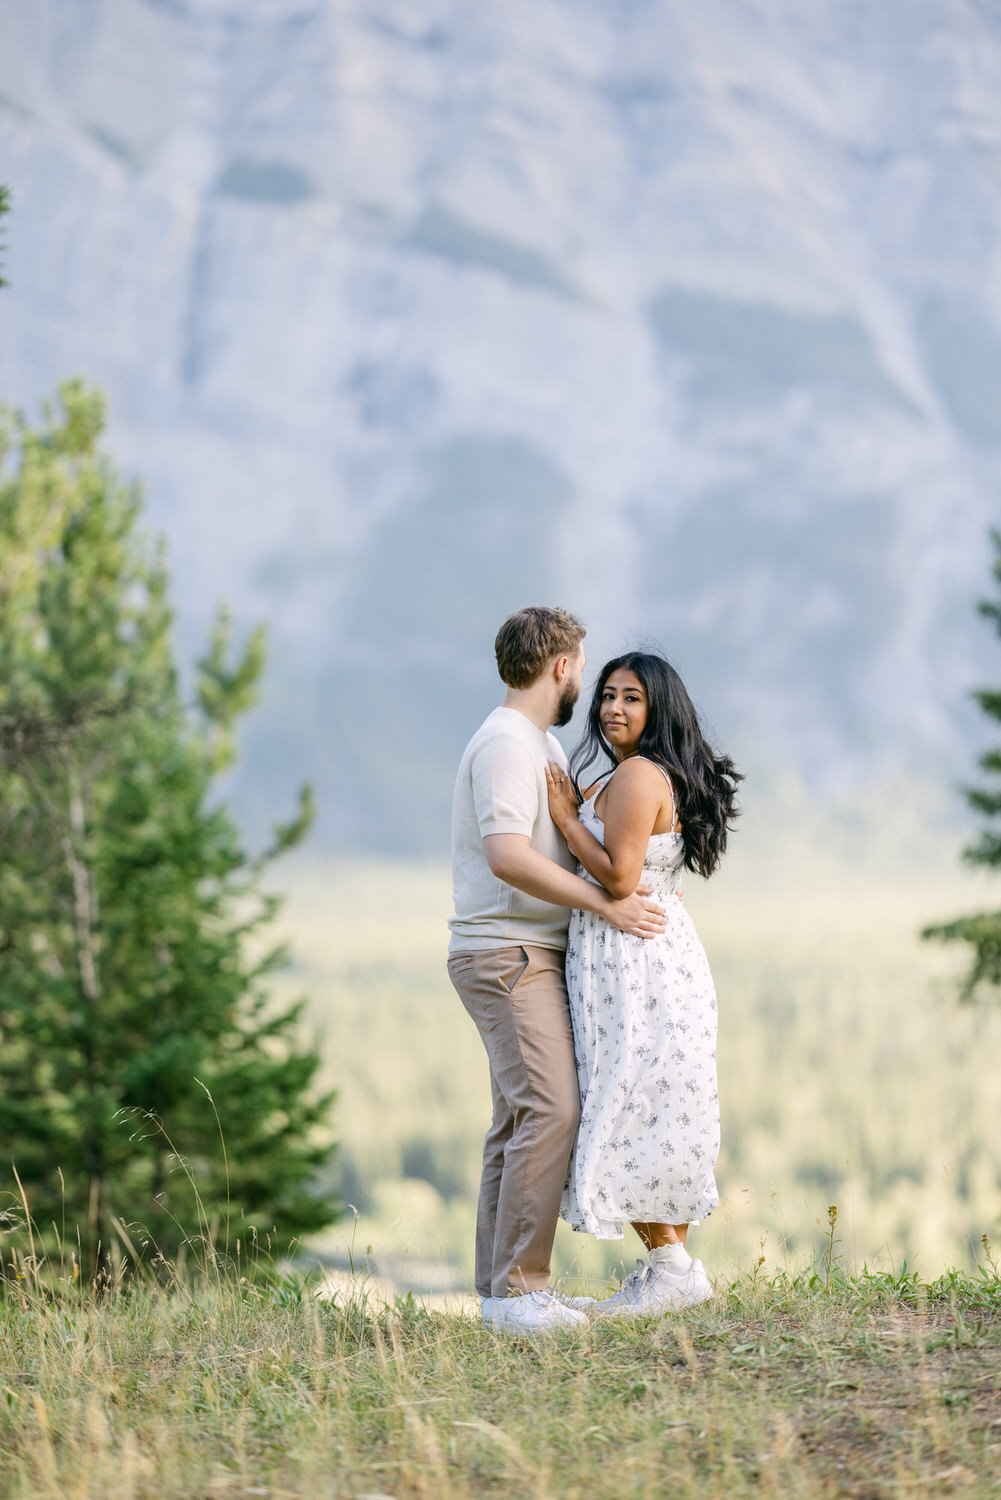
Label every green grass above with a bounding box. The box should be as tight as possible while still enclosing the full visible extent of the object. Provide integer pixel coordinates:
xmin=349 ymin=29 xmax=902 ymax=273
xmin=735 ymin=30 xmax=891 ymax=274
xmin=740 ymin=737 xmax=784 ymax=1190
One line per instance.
xmin=1 ymin=1264 xmax=999 ymax=1498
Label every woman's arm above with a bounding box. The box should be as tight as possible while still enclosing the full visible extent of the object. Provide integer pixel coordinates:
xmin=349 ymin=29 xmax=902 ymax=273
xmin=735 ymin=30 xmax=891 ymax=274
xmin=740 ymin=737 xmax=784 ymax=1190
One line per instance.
xmin=546 ymin=759 xmax=666 ymax=899
xmin=482 ymin=834 xmax=666 ymax=937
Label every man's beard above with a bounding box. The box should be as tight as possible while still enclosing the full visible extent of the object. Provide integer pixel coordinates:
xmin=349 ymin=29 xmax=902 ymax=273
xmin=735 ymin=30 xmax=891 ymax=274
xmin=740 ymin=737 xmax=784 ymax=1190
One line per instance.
xmin=554 ymin=680 xmax=580 ymax=728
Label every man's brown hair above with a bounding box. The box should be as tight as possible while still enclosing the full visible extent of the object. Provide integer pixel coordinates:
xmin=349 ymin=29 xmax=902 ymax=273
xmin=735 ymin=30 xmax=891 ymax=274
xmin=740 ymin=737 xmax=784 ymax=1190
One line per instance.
xmin=494 ymin=606 xmax=586 ymax=689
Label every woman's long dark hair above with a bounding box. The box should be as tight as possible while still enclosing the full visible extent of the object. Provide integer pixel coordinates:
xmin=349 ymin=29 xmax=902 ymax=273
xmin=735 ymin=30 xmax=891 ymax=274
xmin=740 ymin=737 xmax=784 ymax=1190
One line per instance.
xmin=568 ymin=652 xmax=742 ymax=878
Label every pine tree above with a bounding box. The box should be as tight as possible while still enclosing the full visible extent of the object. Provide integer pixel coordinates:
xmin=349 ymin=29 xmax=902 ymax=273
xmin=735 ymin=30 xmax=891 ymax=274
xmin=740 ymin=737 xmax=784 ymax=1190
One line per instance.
xmin=924 ymin=528 xmax=1001 ymax=999
xmin=0 ymin=382 xmax=337 ymax=1274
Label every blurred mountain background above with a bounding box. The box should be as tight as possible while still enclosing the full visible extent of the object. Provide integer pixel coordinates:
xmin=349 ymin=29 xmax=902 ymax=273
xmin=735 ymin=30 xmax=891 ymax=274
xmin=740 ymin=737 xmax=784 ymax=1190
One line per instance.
xmin=2 ymin=0 xmax=1001 ymax=852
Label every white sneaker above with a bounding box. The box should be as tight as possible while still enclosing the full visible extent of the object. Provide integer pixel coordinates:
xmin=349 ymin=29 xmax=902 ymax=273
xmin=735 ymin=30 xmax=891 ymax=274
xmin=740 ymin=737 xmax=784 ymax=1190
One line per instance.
xmin=591 ymin=1258 xmax=654 ymax=1318
xmin=670 ymin=1258 xmax=714 ymax=1308
xmin=591 ymin=1257 xmax=714 ymax=1319
xmin=552 ymin=1288 xmax=598 ymax=1311
xmin=481 ymin=1289 xmax=589 ymax=1335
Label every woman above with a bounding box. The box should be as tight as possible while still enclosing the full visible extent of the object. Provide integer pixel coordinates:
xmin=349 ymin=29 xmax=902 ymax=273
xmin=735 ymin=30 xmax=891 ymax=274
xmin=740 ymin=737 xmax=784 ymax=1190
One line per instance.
xmin=545 ymin=652 xmax=741 ymax=1317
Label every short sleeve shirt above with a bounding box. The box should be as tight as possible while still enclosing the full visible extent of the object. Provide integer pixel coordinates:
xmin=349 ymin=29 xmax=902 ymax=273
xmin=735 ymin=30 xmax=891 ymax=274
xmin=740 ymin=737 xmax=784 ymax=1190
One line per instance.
xmin=448 ymin=707 xmax=576 ymax=953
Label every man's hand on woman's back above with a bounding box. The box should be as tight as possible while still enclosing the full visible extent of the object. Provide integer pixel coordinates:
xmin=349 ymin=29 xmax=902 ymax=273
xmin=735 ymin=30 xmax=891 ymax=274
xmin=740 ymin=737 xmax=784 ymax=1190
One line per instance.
xmin=599 ymin=886 xmax=667 ymax=939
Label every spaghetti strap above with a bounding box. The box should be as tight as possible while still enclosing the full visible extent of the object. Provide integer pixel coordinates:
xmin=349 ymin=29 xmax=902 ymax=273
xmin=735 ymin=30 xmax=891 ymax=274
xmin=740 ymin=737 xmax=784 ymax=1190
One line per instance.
xmin=635 ymin=756 xmax=677 ymax=829
xmin=588 ymin=767 xmax=615 ymax=798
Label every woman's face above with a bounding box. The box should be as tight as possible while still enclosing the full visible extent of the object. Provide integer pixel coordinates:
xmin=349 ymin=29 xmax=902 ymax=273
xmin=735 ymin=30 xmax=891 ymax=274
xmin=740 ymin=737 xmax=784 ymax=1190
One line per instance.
xmin=599 ymin=668 xmax=648 ymax=759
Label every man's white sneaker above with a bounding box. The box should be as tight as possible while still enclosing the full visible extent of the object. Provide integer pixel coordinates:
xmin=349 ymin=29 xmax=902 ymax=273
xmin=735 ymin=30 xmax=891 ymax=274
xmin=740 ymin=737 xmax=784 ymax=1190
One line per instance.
xmin=481 ymin=1289 xmax=589 ymax=1335
xmin=591 ymin=1257 xmax=714 ymax=1319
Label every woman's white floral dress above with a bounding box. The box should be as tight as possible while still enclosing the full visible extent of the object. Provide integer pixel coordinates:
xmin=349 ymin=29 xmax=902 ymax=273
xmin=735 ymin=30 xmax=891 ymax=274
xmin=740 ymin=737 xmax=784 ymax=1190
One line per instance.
xmin=561 ymin=767 xmax=720 ymax=1238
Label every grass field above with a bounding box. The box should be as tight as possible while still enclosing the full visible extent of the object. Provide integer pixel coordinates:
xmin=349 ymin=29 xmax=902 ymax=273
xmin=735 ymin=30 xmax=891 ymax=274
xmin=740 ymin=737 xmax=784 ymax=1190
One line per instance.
xmin=2 ymin=783 xmax=1001 ymax=1498
xmin=270 ymin=783 xmax=1001 ymax=1293
xmin=1 ymin=1264 xmax=1000 ymax=1498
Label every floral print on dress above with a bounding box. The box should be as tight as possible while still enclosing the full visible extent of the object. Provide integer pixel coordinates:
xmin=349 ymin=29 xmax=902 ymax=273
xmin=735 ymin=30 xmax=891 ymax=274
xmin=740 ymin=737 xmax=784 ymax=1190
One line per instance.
xmin=560 ymin=785 xmax=720 ymax=1239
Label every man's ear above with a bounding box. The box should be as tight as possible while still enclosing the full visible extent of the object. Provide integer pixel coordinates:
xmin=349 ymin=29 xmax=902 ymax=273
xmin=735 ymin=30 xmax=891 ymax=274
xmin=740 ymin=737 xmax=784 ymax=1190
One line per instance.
xmin=553 ymin=654 xmax=570 ymax=682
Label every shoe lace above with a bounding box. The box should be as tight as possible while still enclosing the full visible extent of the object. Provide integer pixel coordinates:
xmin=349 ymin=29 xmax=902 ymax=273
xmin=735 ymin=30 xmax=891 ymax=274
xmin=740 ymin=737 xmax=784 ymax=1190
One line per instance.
xmin=618 ymin=1259 xmax=652 ymax=1302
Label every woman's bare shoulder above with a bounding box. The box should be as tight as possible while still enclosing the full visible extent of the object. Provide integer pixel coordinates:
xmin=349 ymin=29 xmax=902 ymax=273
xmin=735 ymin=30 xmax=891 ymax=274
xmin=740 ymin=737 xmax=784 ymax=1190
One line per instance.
xmin=596 ymin=758 xmax=668 ymax=811
xmin=610 ymin=756 xmax=669 ymax=788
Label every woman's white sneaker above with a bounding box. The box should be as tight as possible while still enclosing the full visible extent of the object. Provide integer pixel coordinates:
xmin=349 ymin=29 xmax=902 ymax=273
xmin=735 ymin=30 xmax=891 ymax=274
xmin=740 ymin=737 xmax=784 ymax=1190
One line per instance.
xmin=672 ymin=1259 xmax=714 ymax=1307
xmin=552 ymin=1288 xmax=598 ymax=1311
xmin=481 ymin=1289 xmax=589 ymax=1334
xmin=591 ymin=1257 xmax=714 ymax=1318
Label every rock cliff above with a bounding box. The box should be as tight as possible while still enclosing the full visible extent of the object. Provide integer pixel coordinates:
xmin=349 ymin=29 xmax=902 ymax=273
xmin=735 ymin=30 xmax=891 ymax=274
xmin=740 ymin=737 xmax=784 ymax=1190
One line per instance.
xmin=2 ymin=0 xmax=1000 ymax=849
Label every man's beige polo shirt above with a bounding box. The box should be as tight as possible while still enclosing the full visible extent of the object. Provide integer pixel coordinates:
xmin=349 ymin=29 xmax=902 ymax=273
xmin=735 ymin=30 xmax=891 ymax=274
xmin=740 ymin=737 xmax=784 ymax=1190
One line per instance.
xmin=448 ymin=706 xmax=577 ymax=955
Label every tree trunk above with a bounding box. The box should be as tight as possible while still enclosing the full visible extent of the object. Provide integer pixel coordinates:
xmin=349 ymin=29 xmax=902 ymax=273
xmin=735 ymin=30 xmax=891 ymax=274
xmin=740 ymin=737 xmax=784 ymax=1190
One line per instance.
xmin=61 ymin=773 xmax=105 ymax=1267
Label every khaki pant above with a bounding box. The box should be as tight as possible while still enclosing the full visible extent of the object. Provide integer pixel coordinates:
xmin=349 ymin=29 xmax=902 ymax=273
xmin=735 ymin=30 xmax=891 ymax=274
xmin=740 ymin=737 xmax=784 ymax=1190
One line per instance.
xmin=447 ymin=944 xmax=580 ymax=1299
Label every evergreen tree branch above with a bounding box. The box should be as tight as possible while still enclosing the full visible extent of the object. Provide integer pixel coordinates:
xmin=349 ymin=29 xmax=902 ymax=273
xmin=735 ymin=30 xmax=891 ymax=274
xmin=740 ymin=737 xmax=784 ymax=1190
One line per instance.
xmin=0 ymin=382 xmax=338 ymax=1272
xmin=925 ymin=528 xmax=1001 ymax=1002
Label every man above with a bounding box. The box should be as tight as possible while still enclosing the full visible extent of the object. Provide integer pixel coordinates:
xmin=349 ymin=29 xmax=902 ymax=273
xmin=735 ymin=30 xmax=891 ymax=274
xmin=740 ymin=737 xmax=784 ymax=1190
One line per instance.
xmin=447 ymin=606 xmax=666 ymax=1335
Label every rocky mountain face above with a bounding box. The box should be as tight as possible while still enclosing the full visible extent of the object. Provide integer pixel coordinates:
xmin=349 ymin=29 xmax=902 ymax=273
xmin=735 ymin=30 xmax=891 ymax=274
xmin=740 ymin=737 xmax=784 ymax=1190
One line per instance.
xmin=2 ymin=0 xmax=1001 ymax=851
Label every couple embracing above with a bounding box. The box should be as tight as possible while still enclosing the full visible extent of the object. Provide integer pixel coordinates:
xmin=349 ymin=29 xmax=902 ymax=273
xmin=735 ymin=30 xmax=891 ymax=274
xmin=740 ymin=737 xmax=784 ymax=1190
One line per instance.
xmin=447 ymin=607 xmax=741 ymax=1335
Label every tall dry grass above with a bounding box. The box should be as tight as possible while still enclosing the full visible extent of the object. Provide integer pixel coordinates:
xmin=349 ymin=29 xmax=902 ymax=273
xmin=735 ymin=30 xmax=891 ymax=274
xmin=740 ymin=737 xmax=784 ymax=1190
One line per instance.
xmin=1 ymin=1259 xmax=999 ymax=1499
